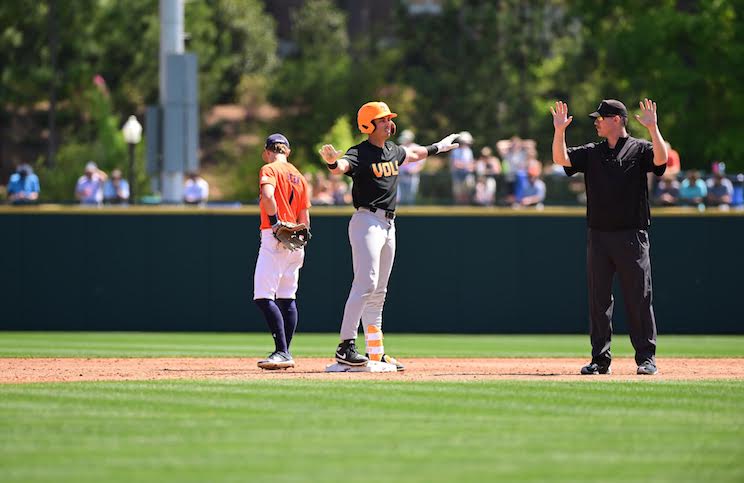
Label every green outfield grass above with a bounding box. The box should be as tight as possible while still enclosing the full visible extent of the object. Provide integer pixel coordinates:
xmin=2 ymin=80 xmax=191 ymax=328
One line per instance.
xmin=1 ymin=332 xmax=743 ymax=482
xmin=1 ymin=379 xmax=742 ymax=483
xmin=1 ymin=332 xmax=743 ymax=358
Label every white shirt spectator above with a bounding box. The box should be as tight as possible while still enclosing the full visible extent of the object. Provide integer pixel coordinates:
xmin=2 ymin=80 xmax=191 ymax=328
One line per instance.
xmin=184 ymin=176 xmax=209 ymax=204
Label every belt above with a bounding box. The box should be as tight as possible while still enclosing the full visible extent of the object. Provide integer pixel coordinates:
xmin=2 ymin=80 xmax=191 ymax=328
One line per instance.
xmin=361 ymin=206 xmax=395 ymax=220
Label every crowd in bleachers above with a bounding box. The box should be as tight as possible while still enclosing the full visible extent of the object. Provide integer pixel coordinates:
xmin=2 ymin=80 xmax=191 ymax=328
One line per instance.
xmin=3 ymin=137 xmax=743 ymax=209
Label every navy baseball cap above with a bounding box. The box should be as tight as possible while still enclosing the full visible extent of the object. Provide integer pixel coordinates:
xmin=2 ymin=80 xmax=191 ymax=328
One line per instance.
xmin=265 ymin=133 xmax=290 ymax=148
xmin=589 ymin=99 xmax=628 ymax=118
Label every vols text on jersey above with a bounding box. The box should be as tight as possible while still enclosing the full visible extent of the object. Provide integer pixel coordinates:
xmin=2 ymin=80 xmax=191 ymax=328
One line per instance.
xmin=371 ymin=160 xmax=399 ymax=178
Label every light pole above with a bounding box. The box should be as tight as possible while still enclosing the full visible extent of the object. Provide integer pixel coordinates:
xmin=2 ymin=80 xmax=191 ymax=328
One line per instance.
xmin=122 ymin=115 xmax=143 ymax=204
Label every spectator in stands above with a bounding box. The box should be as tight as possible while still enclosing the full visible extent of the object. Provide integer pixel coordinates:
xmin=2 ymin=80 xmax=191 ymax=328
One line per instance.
xmin=679 ymin=170 xmax=707 ymax=207
xmin=472 ymin=175 xmax=497 ymax=206
xmin=734 ymin=173 xmax=744 ymax=208
xmin=653 ymin=172 xmax=680 ymax=206
xmin=6 ymin=163 xmax=40 ymax=204
xmin=309 ymin=171 xmax=334 ymax=205
xmin=331 ymin=175 xmax=352 ymax=205
xmin=706 ymin=172 xmax=733 ymax=208
xmin=396 ymin=129 xmax=424 ymax=205
xmin=449 ymin=131 xmax=475 ymax=204
xmin=75 ymin=161 xmax=107 ymax=205
xmin=515 ymin=160 xmax=546 ymax=208
xmin=475 ymin=146 xmax=501 ymax=178
xmin=497 ymin=136 xmax=530 ymax=203
xmin=103 ymin=169 xmax=130 ymax=204
xmin=665 ymin=141 xmax=681 ymax=176
xmin=183 ymin=171 xmax=209 ymax=205
xmin=471 ymin=147 xmax=500 ymax=206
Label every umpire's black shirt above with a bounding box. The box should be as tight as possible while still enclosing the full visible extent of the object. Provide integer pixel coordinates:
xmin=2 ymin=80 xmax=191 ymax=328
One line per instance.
xmin=565 ymin=136 xmax=666 ymax=230
xmin=343 ymin=140 xmax=407 ymax=211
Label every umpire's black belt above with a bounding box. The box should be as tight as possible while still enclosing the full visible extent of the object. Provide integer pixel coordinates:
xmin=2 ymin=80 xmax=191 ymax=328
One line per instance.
xmin=361 ymin=206 xmax=395 ymax=220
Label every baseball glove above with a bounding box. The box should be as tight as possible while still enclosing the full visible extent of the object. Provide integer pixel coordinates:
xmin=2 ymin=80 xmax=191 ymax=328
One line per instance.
xmin=273 ymin=221 xmax=311 ymax=251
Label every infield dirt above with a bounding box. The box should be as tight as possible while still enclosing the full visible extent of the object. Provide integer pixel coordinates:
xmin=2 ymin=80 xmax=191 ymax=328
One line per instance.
xmin=2 ymin=357 xmax=743 ymax=383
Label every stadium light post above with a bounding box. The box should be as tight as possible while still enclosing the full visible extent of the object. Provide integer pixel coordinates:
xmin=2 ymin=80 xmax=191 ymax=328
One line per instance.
xmin=122 ymin=115 xmax=143 ymax=204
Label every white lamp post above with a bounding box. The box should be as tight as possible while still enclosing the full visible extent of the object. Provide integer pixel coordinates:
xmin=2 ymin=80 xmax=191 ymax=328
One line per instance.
xmin=122 ymin=115 xmax=143 ymax=204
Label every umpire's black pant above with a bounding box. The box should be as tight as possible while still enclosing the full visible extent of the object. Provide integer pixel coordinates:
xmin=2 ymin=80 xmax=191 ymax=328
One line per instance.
xmin=587 ymin=228 xmax=657 ymax=366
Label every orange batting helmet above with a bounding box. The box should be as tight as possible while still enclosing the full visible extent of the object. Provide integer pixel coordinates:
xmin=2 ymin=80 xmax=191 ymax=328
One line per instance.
xmin=357 ymin=101 xmax=398 ymax=134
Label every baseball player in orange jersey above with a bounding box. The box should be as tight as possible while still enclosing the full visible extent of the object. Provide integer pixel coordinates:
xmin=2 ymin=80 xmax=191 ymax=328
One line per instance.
xmin=254 ymin=133 xmax=311 ymax=370
xmin=319 ymin=102 xmax=460 ymax=370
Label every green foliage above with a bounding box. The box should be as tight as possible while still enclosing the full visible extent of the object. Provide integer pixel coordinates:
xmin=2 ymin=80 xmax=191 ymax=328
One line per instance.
xmin=4 ymin=0 xmax=744 ymax=202
xmin=34 ymin=84 xmax=148 ymax=202
xmin=269 ymin=0 xmax=354 ymax=164
xmin=567 ymin=0 xmax=744 ymax=170
xmin=313 ymin=115 xmax=364 ymax=167
xmin=395 ymin=1 xmax=582 ymax=155
xmin=185 ymin=0 xmax=278 ymax=108
xmin=86 ymin=0 xmax=277 ymax=111
xmin=219 ymin=139 xmax=264 ymax=203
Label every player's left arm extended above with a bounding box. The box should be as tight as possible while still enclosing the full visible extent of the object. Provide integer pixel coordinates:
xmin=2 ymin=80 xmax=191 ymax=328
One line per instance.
xmin=404 ymin=134 xmax=460 ymax=164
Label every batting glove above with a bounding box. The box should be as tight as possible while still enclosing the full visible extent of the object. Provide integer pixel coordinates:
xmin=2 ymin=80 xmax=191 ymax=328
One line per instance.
xmin=434 ymin=134 xmax=460 ymax=153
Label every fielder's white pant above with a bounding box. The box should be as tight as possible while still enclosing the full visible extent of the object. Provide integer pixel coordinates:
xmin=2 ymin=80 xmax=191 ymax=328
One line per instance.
xmin=253 ymin=229 xmax=305 ymax=300
xmin=339 ymin=208 xmax=396 ymax=349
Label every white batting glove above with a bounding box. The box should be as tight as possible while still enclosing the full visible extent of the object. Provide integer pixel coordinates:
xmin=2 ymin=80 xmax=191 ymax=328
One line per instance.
xmin=434 ymin=134 xmax=460 ymax=153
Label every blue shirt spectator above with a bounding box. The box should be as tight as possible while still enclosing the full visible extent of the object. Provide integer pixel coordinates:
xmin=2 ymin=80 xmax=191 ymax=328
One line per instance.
xmin=7 ymin=164 xmax=40 ymax=204
xmin=517 ymin=161 xmax=546 ymax=207
xmin=75 ymin=161 xmax=108 ymax=205
xmin=706 ymin=173 xmax=733 ymax=206
xmin=679 ymin=171 xmax=707 ymax=205
xmin=103 ymin=169 xmax=130 ymax=204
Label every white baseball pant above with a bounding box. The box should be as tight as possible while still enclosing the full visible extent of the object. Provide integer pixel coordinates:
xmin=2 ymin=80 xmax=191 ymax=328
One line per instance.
xmin=339 ymin=208 xmax=396 ymax=347
xmin=253 ymin=229 xmax=305 ymax=300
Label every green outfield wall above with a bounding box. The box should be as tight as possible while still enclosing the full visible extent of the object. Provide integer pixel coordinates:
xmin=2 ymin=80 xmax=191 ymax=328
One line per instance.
xmin=1 ymin=206 xmax=742 ymax=334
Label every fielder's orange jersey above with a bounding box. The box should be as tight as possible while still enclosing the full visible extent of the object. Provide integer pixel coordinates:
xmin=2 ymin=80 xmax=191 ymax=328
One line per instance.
xmin=258 ymin=161 xmax=311 ymax=229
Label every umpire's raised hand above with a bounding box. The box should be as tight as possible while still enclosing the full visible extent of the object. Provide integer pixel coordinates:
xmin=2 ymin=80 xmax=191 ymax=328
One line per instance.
xmin=550 ymin=101 xmax=573 ymax=132
xmin=634 ymin=98 xmax=659 ymax=130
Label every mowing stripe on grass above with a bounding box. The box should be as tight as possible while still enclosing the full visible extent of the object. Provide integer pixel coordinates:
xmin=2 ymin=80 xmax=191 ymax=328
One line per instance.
xmin=1 ymin=332 xmax=743 ymax=358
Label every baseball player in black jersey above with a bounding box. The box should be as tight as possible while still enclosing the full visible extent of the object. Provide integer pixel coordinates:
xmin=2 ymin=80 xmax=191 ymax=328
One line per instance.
xmin=319 ymin=101 xmax=459 ymax=370
xmin=551 ymin=98 xmax=668 ymax=376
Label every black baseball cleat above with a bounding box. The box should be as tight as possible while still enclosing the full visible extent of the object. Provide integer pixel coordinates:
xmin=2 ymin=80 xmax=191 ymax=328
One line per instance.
xmin=366 ymin=353 xmax=406 ymax=371
xmin=637 ymin=361 xmax=658 ymax=375
xmin=257 ymin=351 xmax=295 ymax=370
xmin=335 ymin=339 xmax=369 ymax=366
xmin=580 ymin=362 xmax=611 ymax=375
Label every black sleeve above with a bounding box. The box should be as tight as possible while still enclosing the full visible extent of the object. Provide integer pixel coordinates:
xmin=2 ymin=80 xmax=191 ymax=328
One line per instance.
xmin=342 ymin=147 xmax=359 ymax=177
xmin=640 ymin=140 xmax=666 ymax=176
xmin=565 ymin=143 xmax=593 ymax=176
xmin=395 ymin=143 xmax=408 ymax=166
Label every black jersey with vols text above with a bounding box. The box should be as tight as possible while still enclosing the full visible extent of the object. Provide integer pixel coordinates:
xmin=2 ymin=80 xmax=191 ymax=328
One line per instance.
xmin=565 ymin=136 xmax=666 ymax=230
xmin=343 ymin=140 xmax=407 ymax=211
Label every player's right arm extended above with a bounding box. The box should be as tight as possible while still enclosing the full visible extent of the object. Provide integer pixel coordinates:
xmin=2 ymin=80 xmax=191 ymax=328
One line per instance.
xmin=260 ymin=184 xmax=278 ymax=217
xmin=297 ymin=208 xmax=310 ymax=229
xmin=319 ymin=144 xmax=350 ymax=174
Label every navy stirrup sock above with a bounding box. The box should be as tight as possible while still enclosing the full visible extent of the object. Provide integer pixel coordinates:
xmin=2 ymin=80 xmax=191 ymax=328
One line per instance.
xmin=254 ymin=299 xmax=287 ymax=353
xmin=276 ymin=299 xmax=298 ymax=351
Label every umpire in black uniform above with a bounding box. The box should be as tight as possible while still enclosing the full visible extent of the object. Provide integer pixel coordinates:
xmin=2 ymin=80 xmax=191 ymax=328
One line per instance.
xmin=551 ymin=98 xmax=669 ymax=376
